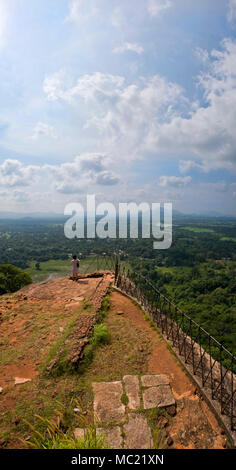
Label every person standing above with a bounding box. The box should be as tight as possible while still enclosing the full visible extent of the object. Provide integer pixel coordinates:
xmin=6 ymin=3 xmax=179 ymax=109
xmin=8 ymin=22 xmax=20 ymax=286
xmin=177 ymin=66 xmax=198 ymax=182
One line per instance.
xmin=71 ymin=254 xmax=80 ymax=279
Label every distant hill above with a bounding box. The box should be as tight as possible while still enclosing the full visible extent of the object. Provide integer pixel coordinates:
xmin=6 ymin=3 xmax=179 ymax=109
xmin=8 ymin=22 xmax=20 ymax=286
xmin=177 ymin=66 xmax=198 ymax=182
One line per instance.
xmin=0 ymin=209 xmax=235 ymax=220
xmin=0 ymin=211 xmax=65 ymax=220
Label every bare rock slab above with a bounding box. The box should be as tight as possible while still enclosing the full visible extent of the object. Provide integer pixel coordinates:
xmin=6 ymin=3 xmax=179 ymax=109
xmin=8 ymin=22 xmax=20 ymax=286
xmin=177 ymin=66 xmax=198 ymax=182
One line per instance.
xmin=143 ymin=385 xmax=175 ymax=410
xmin=96 ymin=427 xmax=122 ymax=449
xmin=141 ymin=375 xmax=169 ymax=387
xmin=123 ymin=375 xmax=140 ymax=410
xmin=93 ymin=381 xmax=126 ymax=425
xmin=124 ymin=414 xmax=153 ymax=449
xmin=14 ymin=377 xmax=31 ymax=385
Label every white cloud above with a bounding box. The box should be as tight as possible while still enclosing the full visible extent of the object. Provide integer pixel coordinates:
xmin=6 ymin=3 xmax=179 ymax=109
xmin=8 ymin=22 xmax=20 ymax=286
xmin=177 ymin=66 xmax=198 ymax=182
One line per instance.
xmin=147 ymin=0 xmax=172 ymax=17
xmin=43 ymin=71 xmax=184 ymax=160
xmin=43 ymin=40 xmax=236 ymax=173
xmin=113 ymin=42 xmax=144 ymax=55
xmin=227 ymin=0 xmax=236 ymax=22
xmin=179 ymin=160 xmax=207 ymax=174
xmin=194 ymin=47 xmax=209 ymax=64
xmin=45 ymin=153 xmax=120 ymax=193
xmin=31 ymin=122 xmax=57 ymax=140
xmin=0 ymin=159 xmax=39 ymax=187
xmin=159 ymin=175 xmax=192 ymax=188
xmin=65 ymin=0 xmax=97 ymax=23
xmin=95 ymin=170 xmax=119 ymax=185
xmin=0 ymin=153 xmax=120 ymax=197
xmin=146 ymin=39 xmax=236 ymax=171
xmin=43 ymin=71 xmax=125 ymax=103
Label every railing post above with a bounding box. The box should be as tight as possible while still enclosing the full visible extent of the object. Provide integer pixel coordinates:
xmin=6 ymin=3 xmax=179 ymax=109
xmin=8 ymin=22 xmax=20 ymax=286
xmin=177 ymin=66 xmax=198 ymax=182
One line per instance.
xmin=115 ymin=254 xmax=119 ymax=284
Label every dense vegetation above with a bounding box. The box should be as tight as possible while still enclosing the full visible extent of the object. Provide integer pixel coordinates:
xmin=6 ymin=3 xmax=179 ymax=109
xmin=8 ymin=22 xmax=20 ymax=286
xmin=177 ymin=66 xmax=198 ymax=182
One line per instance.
xmin=0 ymin=216 xmax=235 ymax=269
xmin=0 ymin=264 xmax=32 ymax=295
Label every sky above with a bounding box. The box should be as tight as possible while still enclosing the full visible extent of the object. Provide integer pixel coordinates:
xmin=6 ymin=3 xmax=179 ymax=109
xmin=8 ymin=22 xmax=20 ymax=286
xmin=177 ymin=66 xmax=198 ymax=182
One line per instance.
xmin=0 ymin=0 xmax=236 ymax=215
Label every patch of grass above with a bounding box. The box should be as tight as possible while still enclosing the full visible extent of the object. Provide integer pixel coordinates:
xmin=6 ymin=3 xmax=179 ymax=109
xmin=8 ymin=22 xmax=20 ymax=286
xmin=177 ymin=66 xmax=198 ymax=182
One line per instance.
xmin=22 ymin=402 xmax=109 ymax=449
xmin=145 ymin=408 xmax=167 ymax=450
xmin=121 ymin=393 xmax=129 ymax=406
xmin=78 ymin=292 xmax=111 ymax=373
xmin=97 ymin=291 xmax=111 ymax=323
xmin=182 ymin=226 xmax=214 ymax=233
xmin=91 ymin=324 xmax=110 ymax=347
xmin=220 ymin=237 xmax=236 ymax=242
xmin=40 ymin=300 xmax=89 ymax=376
xmin=82 ymin=324 xmax=110 ymax=370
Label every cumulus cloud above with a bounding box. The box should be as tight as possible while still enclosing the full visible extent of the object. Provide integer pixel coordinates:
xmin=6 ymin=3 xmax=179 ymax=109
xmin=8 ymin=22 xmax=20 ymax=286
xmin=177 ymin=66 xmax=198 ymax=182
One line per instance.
xmin=146 ymin=39 xmax=236 ymax=170
xmin=95 ymin=170 xmax=119 ymax=185
xmin=43 ymin=70 xmax=185 ymax=161
xmin=179 ymin=160 xmax=207 ymax=174
xmin=43 ymin=39 xmax=236 ymax=172
xmin=0 ymin=159 xmax=39 ymax=187
xmin=113 ymin=42 xmax=144 ymax=55
xmin=43 ymin=71 xmax=125 ymax=103
xmin=147 ymin=0 xmax=172 ymax=17
xmin=159 ymin=175 xmax=192 ymax=188
xmin=0 ymin=153 xmax=120 ymax=196
xmin=45 ymin=153 xmax=119 ymax=193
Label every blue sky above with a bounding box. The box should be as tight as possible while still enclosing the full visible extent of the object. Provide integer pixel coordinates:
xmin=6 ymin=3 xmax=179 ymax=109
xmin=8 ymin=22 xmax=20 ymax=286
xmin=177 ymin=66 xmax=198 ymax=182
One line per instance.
xmin=0 ymin=0 xmax=236 ymax=215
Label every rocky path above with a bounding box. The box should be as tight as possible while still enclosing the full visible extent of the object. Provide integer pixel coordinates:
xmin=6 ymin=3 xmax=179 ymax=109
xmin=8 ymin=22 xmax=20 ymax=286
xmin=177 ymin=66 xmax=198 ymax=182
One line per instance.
xmin=75 ymin=374 xmax=175 ymax=449
xmin=104 ymin=290 xmax=227 ymax=449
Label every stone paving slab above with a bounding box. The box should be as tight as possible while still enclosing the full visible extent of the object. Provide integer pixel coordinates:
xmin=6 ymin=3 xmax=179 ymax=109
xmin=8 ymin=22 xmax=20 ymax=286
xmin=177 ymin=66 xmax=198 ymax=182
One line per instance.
xmin=141 ymin=374 xmax=170 ymax=387
xmin=143 ymin=384 xmax=175 ymax=409
xmin=124 ymin=414 xmax=153 ymax=449
xmin=123 ymin=375 xmax=140 ymax=410
xmin=93 ymin=381 xmax=126 ymax=424
xmin=96 ymin=427 xmax=122 ymax=449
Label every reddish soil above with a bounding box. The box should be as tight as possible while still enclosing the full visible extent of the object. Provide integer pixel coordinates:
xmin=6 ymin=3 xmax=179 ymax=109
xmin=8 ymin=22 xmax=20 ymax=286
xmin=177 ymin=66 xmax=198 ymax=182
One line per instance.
xmin=109 ymin=290 xmax=227 ymax=449
xmin=0 ymin=275 xmax=110 ymax=391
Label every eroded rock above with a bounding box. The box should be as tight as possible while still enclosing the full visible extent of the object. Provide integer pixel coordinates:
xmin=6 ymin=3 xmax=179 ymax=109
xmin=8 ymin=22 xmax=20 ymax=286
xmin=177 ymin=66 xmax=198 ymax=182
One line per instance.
xmin=124 ymin=414 xmax=153 ymax=449
xmin=123 ymin=375 xmax=140 ymax=410
xmin=93 ymin=381 xmax=126 ymax=424
xmin=143 ymin=384 xmax=175 ymax=409
xmin=96 ymin=427 xmax=122 ymax=449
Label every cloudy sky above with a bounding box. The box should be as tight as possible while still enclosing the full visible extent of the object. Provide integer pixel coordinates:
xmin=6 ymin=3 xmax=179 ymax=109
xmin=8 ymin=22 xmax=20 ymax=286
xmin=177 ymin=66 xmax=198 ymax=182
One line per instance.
xmin=0 ymin=0 xmax=236 ymax=215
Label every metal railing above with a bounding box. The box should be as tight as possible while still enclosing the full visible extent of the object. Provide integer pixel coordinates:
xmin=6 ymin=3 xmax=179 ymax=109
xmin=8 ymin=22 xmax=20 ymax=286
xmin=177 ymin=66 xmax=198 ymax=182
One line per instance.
xmin=114 ymin=261 xmax=236 ymax=432
xmin=79 ymin=254 xmax=117 ymax=274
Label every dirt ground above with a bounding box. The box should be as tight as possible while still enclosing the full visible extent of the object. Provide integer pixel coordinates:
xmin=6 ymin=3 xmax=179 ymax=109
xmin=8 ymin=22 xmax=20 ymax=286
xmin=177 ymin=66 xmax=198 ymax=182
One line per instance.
xmin=109 ymin=290 xmax=227 ymax=449
xmin=0 ymin=276 xmax=102 ymax=390
xmin=0 ymin=278 xmax=228 ymax=449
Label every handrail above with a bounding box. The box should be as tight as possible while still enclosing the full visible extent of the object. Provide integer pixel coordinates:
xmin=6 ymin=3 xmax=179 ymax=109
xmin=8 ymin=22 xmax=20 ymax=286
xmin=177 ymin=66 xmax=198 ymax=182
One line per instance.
xmin=114 ymin=260 xmax=236 ymax=432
